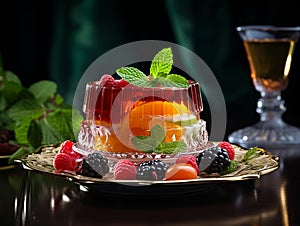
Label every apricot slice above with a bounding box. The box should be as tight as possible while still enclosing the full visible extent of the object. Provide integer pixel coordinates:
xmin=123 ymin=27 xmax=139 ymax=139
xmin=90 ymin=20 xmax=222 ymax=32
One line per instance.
xmin=128 ymin=101 xmax=188 ymax=141
xmin=165 ymin=163 xmax=198 ymax=180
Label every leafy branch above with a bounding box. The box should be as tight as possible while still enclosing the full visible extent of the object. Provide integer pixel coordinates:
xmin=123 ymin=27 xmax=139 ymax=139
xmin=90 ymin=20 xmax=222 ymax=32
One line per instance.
xmin=0 ymin=55 xmax=83 ymax=163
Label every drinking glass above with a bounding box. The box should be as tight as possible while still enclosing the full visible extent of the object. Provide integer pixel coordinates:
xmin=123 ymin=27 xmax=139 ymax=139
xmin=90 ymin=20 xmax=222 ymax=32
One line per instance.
xmin=228 ymin=25 xmax=300 ymax=147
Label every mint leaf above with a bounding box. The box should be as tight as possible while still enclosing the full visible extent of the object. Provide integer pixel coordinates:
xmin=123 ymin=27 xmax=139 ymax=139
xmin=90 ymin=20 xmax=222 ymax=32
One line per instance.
xmin=28 ymin=119 xmax=42 ymax=148
xmin=28 ymin=80 xmax=57 ymax=103
xmin=150 ymin=124 xmax=166 ymax=145
xmin=242 ymin=147 xmax=264 ymax=161
xmin=165 ymin=74 xmax=189 ymax=88
xmin=116 ymin=67 xmax=153 ymax=87
xmin=40 ymin=108 xmax=78 ymax=144
xmin=4 ymin=70 xmax=21 ymax=84
xmin=8 ymin=147 xmax=34 ymax=164
xmin=220 ymin=160 xmax=239 ymax=175
xmin=7 ymin=99 xmax=43 ymax=121
xmin=131 ymin=124 xmax=166 ymax=152
xmin=131 ymin=136 xmax=156 ymax=152
xmin=14 ymin=118 xmax=32 ymax=144
xmin=154 ymin=141 xmax=187 ymax=154
xmin=150 ymin=47 xmax=173 ymax=78
xmin=131 ymin=124 xmax=187 ymax=154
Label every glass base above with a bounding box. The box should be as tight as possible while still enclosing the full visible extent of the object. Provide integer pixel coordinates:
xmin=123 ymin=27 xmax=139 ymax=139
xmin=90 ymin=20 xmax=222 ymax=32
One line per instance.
xmin=228 ymin=121 xmax=300 ymax=148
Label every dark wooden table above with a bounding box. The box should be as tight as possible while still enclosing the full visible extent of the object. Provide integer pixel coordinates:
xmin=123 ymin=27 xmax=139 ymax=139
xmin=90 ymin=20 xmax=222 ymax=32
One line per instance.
xmin=1 ymin=145 xmax=299 ymax=226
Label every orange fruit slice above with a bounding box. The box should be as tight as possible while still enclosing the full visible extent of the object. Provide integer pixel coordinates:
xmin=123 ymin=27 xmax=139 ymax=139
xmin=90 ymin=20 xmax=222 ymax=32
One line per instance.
xmin=128 ymin=101 xmax=188 ymax=142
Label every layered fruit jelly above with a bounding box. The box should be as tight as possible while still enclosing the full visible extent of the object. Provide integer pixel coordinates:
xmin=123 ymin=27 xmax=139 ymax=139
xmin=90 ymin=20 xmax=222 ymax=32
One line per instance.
xmin=77 ymin=76 xmax=208 ymax=155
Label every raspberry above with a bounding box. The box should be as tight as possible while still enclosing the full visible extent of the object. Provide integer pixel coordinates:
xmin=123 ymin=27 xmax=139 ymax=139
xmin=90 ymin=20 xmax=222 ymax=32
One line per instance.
xmin=114 ymin=159 xmax=137 ymax=180
xmin=176 ymin=155 xmax=199 ymax=175
xmin=80 ymin=152 xmax=109 ymax=178
xmin=218 ymin=141 xmax=235 ymax=160
xmin=59 ymin=140 xmax=83 ymax=172
xmin=136 ymin=160 xmax=169 ymax=181
xmin=117 ymin=79 xmax=129 ymax=88
xmin=197 ymin=147 xmax=230 ymax=174
xmin=100 ymin=74 xmax=115 ymax=87
xmin=53 ymin=153 xmax=75 ymax=172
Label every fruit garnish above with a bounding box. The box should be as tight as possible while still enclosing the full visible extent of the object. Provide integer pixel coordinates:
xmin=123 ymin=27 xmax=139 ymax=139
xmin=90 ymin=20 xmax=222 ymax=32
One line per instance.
xmin=175 ymin=155 xmax=199 ymax=175
xmin=114 ymin=159 xmax=137 ymax=180
xmin=164 ymin=163 xmax=198 ymax=180
xmin=131 ymin=124 xmax=187 ymax=154
xmin=220 ymin=160 xmax=239 ymax=175
xmin=136 ymin=160 xmax=169 ymax=181
xmin=53 ymin=153 xmax=75 ymax=172
xmin=218 ymin=141 xmax=235 ymax=160
xmin=116 ymin=47 xmax=189 ymax=88
xmin=242 ymin=147 xmax=266 ymax=161
xmin=196 ymin=147 xmax=230 ymax=174
xmin=80 ymin=152 xmax=109 ymax=178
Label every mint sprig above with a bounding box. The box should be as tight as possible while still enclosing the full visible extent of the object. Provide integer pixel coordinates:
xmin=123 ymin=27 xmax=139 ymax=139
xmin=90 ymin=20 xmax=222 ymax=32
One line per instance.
xmin=131 ymin=124 xmax=187 ymax=154
xmin=0 ymin=58 xmax=83 ymax=163
xmin=150 ymin=47 xmax=173 ymax=78
xmin=116 ymin=47 xmax=189 ymax=88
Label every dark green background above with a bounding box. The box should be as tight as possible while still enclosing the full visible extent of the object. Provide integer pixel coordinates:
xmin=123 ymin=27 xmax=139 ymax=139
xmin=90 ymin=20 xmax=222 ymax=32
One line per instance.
xmin=1 ymin=0 xmax=300 ymax=138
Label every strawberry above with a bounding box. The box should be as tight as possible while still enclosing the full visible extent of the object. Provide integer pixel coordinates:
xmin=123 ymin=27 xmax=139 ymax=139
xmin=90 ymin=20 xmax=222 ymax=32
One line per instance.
xmin=114 ymin=159 xmax=137 ymax=180
xmin=176 ymin=155 xmax=199 ymax=175
xmin=218 ymin=141 xmax=235 ymax=160
xmin=53 ymin=153 xmax=75 ymax=171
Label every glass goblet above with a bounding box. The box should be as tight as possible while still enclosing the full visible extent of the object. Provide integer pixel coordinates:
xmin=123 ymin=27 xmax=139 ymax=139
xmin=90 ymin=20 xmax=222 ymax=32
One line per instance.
xmin=228 ymin=25 xmax=300 ymax=148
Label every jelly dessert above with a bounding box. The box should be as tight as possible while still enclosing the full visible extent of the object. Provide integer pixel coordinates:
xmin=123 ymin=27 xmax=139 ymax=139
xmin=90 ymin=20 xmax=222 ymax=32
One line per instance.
xmin=76 ymin=48 xmax=208 ymax=163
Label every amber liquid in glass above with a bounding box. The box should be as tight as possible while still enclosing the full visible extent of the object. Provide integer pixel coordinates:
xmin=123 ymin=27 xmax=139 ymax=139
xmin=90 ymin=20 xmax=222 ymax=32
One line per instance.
xmin=243 ymin=39 xmax=297 ymax=92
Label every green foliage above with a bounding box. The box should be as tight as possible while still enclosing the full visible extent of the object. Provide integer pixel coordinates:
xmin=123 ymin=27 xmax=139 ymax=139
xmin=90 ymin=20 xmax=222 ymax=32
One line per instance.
xmin=116 ymin=47 xmax=189 ymax=88
xmin=0 ymin=57 xmax=83 ymax=163
xmin=131 ymin=124 xmax=187 ymax=154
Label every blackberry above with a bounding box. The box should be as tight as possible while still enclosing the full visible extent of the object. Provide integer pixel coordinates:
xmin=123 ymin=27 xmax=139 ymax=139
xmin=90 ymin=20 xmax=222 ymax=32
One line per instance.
xmin=196 ymin=147 xmax=230 ymax=174
xmin=80 ymin=152 xmax=109 ymax=178
xmin=136 ymin=160 xmax=169 ymax=181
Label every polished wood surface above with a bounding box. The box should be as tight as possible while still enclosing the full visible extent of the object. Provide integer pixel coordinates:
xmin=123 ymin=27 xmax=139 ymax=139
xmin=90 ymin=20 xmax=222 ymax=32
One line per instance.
xmin=1 ymin=146 xmax=300 ymax=226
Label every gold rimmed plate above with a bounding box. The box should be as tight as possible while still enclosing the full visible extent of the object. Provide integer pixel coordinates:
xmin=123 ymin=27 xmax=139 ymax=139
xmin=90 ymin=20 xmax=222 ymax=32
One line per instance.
xmin=14 ymin=143 xmax=279 ymax=195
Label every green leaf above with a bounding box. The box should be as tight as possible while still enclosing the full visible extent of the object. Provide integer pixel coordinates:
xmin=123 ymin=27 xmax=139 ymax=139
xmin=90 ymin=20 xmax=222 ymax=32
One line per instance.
xmin=28 ymin=80 xmax=57 ymax=103
xmin=242 ymin=147 xmax=265 ymax=161
xmin=116 ymin=67 xmax=153 ymax=87
xmin=131 ymin=136 xmax=155 ymax=152
xmin=7 ymin=99 xmax=43 ymax=121
xmin=149 ymin=124 xmax=166 ymax=145
xmin=54 ymin=94 xmax=64 ymax=106
xmin=28 ymin=120 xmax=42 ymax=148
xmin=14 ymin=118 xmax=32 ymax=144
xmin=220 ymin=160 xmax=239 ymax=175
xmin=131 ymin=124 xmax=187 ymax=154
xmin=154 ymin=141 xmax=187 ymax=154
xmin=0 ymin=80 xmax=24 ymax=107
xmin=4 ymin=70 xmax=21 ymax=84
xmin=40 ymin=108 xmax=76 ymax=144
xmin=165 ymin=74 xmax=189 ymax=88
xmin=8 ymin=146 xmax=34 ymax=164
xmin=150 ymin=47 xmax=173 ymax=78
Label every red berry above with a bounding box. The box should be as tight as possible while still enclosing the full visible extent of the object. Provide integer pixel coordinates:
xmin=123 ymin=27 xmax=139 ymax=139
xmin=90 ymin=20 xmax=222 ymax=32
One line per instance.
xmin=100 ymin=74 xmax=115 ymax=87
xmin=176 ymin=155 xmax=199 ymax=175
xmin=218 ymin=141 xmax=235 ymax=160
xmin=114 ymin=159 xmax=137 ymax=180
xmin=59 ymin=140 xmax=83 ymax=172
xmin=117 ymin=79 xmax=129 ymax=88
xmin=53 ymin=153 xmax=75 ymax=172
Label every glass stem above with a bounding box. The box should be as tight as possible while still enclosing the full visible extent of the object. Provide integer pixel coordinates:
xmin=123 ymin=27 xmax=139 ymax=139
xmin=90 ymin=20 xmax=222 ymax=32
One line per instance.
xmin=256 ymin=91 xmax=286 ymax=125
